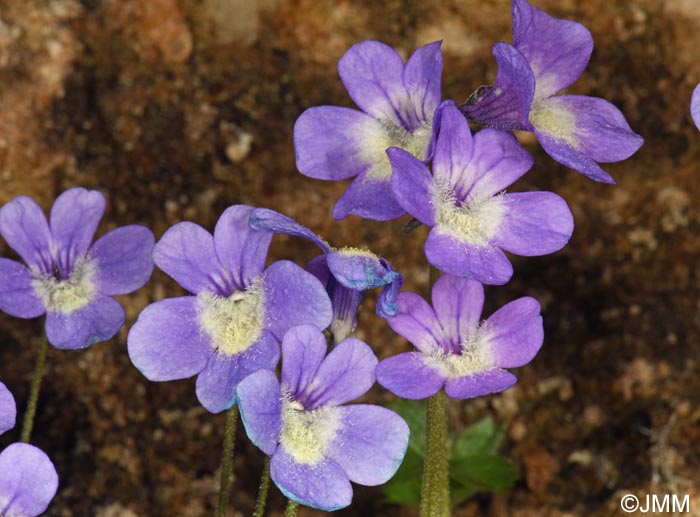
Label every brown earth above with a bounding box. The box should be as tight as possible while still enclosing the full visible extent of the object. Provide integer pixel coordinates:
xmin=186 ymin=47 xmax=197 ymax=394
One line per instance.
xmin=0 ymin=0 xmax=699 ymax=516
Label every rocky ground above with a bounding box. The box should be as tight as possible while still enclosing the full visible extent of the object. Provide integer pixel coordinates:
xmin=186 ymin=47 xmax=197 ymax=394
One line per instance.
xmin=0 ymin=0 xmax=699 ymax=515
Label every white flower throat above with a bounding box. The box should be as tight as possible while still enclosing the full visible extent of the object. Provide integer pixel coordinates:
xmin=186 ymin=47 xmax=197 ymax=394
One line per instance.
xmin=32 ymin=258 xmax=96 ymax=314
xmin=279 ymin=396 xmax=340 ymax=465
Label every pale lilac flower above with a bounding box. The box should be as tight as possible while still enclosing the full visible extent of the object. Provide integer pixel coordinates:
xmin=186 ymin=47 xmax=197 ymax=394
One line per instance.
xmin=237 ymin=325 xmax=409 ymax=511
xmin=0 ymin=188 xmax=155 ymax=349
xmin=127 ymin=205 xmax=333 ymax=414
xmin=460 ymin=0 xmax=643 ymax=183
xmin=295 ymin=40 xmax=443 ymax=220
xmin=0 ymin=382 xmax=59 ymax=517
xmin=376 ymin=275 xmax=543 ymax=400
xmin=250 ymin=207 xmax=403 ymax=342
xmin=692 ymin=83 xmax=700 ymax=131
xmin=389 ymin=104 xmax=573 ymax=285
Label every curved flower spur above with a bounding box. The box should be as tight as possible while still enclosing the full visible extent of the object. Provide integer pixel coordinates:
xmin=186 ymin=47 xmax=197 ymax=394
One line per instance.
xmin=0 ymin=188 xmax=155 ymax=349
xmin=460 ymin=0 xmax=643 ymax=183
xmin=294 ymin=40 xmax=443 ymax=221
xmin=0 ymin=382 xmax=58 ymax=517
xmin=250 ymin=207 xmax=404 ymax=342
xmin=388 ymin=103 xmax=573 ymax=285
xmin=376 ymin=274 xmax=544 ymax=400
xmin=127 ymin=205 xmax=333 ymax=413
xmin=236 ymin=325 xmax=409 ymax=511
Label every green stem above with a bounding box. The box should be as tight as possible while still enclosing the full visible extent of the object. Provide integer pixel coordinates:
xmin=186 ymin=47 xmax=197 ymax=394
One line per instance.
xmin=253 ymin=456 xmax=271 ymax=517
xmin=284 ymin=500 xmax=298 ymax=517
xmin=419 ymin=390 xmax=450 ymax=517
xmin=216 ymin=404 xmax=239 ymax=517
xmin=20 ymin=332 xmax=49 ymax=443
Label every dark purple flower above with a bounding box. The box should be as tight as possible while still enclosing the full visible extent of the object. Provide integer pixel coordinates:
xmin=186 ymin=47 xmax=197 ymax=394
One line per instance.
xmin=127 ymin=205 xmax=333 ymax=414
xmin=376 ymin=275 xmax=543 ymax=400
xmin=460 ymin=0 xmax=643 ymax=183
xmin=0 ymin=188 xmax=155 ymax=349
xmin=389 ymin=104 xmax=573 ymax=285
xmin=0 ymin=382 xmax=59 ymax=517
xmin=692 ymin=83 xmax=700 ymax=131
xmin=249 ymin=208 xmax=403 ymax=342
xmin=236 ymin=325 xmax=409 ymax=511
xmin=294 ymin=40 xmax=443 ymax=221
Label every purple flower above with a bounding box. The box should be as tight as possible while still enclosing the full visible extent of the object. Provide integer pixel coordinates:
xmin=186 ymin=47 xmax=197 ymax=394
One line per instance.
xmin=127 ymin=205 xmax=333 ymax=414
xmin=0 ymin=188 xmax=155 ymax=349
xmin=460 ymin=0 xmax=643 ymax=183
xmin=0 ymin=382 xmax=59 ymax=517
xmin=389 ymin=104 xmax=573 ymax=285
xmin=692 ymin=83 xmax=700 ymax=131
xmin=236 ymin=325 xmax=409 ymax=511
xmin=294 ymin=40 xmax=443 ymax=221
xmin=249 ymin=207 xmax=403 ymax=342
xmin=376 ymin=274 xmax=543 ymax=400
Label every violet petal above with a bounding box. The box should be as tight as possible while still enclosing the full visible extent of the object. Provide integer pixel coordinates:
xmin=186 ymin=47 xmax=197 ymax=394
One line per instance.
xmin=487 ymin=297 xmax=544 ymax=368
xmin=431 ymin=274 xmax=484 ymax=351
xmin=0 ymin=381 xmax=16 ymax=436
xmin=0 ymin=443 xmax=58 ymax=517
xmin=280 ymin=324 xmax=327 ymax=398
xmin=692 ymin=83 xmax=700 ymax=131
xmin=332 ymin=171 xmax=406 ymax=221
xmin=0 ymin=196 xmax=53 ymax=275
xmin=249 ymin=208 xmax=330 ymax=253
xmin=387 ymin=147 xmax=437 ymax=226
xmin=237 ymin=369 xmax=283 ymax=455
xmin=444 ymin=368 xmax=517 ymax=399
xmin=45 ymin=294 xmax=125 ymax=350
xmin=0 ymin=258 xmax=45 ymax=319
xmin=376 ymin=352 xmax=446 ymax=400
xmin=403 ymin=40 xmax=443 ymax=123
xmin=386 ymin=292 xmax=443 ymax=354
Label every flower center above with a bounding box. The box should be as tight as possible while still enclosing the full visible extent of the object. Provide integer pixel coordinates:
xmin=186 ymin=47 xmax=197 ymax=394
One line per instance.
xmin=32 ymin=258 xmax=96 ymax=314
xmin=197 ymin=280 xmax=265 ymax=356
xmin=279 ymin=398 xmax=341 ymax=465
xmin=433 ymin=183 xmax=506 ymax=247
xmin=427 ymin=327 xmax=493 ymax=379
xmin=529 ymin=98 xmax=578 ymax=149
xmin=362 ymin=118 xmax=433 ymax=181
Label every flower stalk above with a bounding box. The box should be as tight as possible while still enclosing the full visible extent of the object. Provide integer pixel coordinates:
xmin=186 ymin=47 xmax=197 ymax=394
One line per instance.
xmin=253 ymin=456 xmax=271 ymax=517
xmin=284 ymin=500 xmax=298 ymax=517
xmin=20 ymin=331 xmax=49 ymax=443
xmin=216 ymin=404 xmax=239 ymax=517
xmin=420 ymin=389 xmax=450 ymax=517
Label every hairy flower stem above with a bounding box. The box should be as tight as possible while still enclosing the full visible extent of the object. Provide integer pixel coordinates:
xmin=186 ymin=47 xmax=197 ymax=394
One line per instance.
xmin=253 ymin=456 xmax=271 ymax=517
xmin=20 ymin=331 xmax=49 ymax=443
xmin=420 ymin=265 xmax=450 ymax=517
xmin=216 ymin=405 xmax=239 ymax=517
xmin=284 ymin=500 xmax=298 ymax=517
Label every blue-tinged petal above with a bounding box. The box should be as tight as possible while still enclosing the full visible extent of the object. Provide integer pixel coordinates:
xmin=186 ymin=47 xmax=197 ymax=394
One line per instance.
xmin=332 ymin=172 xmax=406 ymax=221
xmin=214 ymin=205 xmax=273 ymax=290
xmin=431 ymin=275 xmax=483 ymax=353
xmin=327 ymin=405 xmax=409 ymax=485
xmin=535 ymin=127 xmax=615 ymax=183
xmin=280 ymin=324 xmax=327 ymax=398
xmin=459 ymin=129 xmax=534 ymax=201
xmin=237 ymin=369 xmax=283 ymax=455
xmin=49 ymin=188 xmax=105 ymax=277
xmin=0 ymin=382 xmax=16 ymax=436
xmin=262 ymin=260 xmax=332 ymax=340
xmin=431 ymin=104 xmax=474 ymax=192
xmin=0 ymin=443 xmax=58 ymax=517
xmin=486 ymin=297 xmax=543 ymax=368
xmin=386 ymin=292 xmax=443 ymax=354
xmin=154 ymin=222 xmax=232 ymax=295
xmin=90 ymin=225 xmax=154 ymax=296
xmin=0 ymin=258 xmax=45 ymax=318
xmin=270 ymin=447 xmax=352 ymax=511
xmin=338 ymin=40 xmax=417 ymax=129
xmin=460 ymin=43 xmax=535 ymax=131
xmin=491 ymin=192 xmax=573 ymax=256
xmin=326 ymin=249 xmax=398 ymax=290
xmin=300 ymin=338 xmax=377 ymax=410
xmin=306 ymin=255 xmax=330 ymax=286
xmin=530 ymin=95 xmax=643 ymax=176
xmin=403 ymin=40 xmax=443 ymax=123
xmin=0 ymin=196 xmax=53 ymax=275
xmin=425 ymin=227 xmax=513 ymax=285
xmin=295 ymin=106 xmax=387 ymax=181
xmin=376 ymin=270 xmax=404 ymax=318
xmin=376 ymin=352 xmax=446 ymax=400
xmin=692 ymin=83 xmax=700 ymax=131
xmin=45 ymin=294 xmax=125 ymax=350
xmin=249 ymin=208 xmax=330 ymax=253
xmin=127 ymin=297 xmax=211 ymax=381
xmin=387 ymin=147 xmax=437 ymax=226
xmin=195 ymin=330 xmax=279 ymax=413
xmin=444 ymin=368 xmax=517 ymax=399
xmin=512 ymin=0 xmax=593 ymax=99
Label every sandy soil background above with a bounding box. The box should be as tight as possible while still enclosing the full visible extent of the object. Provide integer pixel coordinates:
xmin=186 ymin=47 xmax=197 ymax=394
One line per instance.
xmin=0 ymin=0 xmax=699 ymax=515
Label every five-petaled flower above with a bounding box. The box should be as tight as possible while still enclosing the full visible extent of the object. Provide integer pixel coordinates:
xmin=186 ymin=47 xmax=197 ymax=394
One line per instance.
xmin=692 ymin=83 xmax=700 ymax=131
xmin=294 ymin=40 xmax=443 ymax=221
xmin=0 ymin=188 xmax=155 ymax=349
xmin=389 ymin=104 xmax=573 ymax=285
xmin=0 ymin=382 xmax=59 ymax=517
xmin=127 ymin=205 xmax=332 ymax=414
xmin=376 ymin=274 xmax=543 ymax=400
xmin=236 ymin=325 xmax=409 ymax=511
xmin=460 ymin=0 xmax=643 ymax=183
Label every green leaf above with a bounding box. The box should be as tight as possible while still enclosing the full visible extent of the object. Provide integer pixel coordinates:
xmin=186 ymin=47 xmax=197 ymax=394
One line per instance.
xmin=387 ymin=399 xmax=426 ymax=456
xmin=450 ymin=453 xmax=517 ymax=493
xmin=452 ymin=417 xmax=505 ymax=458
xmin=450 ymin=484 xmax=479 ymax=508
xmin=381 ymin=448 xmax=423 ymax=506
